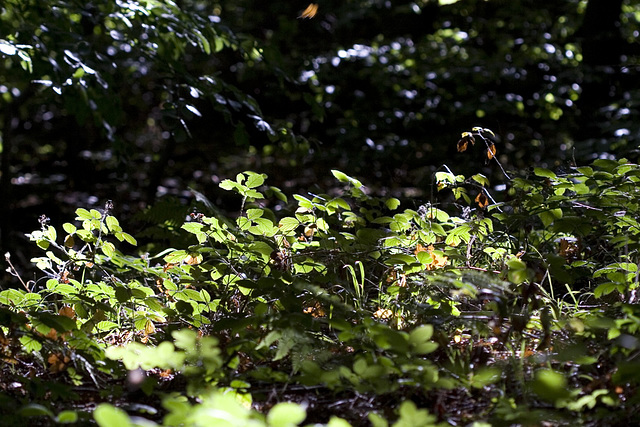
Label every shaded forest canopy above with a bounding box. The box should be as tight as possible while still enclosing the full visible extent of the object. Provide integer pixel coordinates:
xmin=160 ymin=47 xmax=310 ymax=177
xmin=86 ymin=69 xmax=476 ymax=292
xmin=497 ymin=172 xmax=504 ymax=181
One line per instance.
xmin=1 ymin=0 xmax=640 ymax=425
xmin=1 ymin=0 xmax=638 ymax=253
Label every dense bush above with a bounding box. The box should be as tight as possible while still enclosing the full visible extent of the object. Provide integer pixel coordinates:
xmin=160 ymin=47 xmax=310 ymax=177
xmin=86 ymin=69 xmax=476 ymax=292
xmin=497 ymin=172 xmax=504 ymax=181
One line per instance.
xmin=3 ymin=130 xmax=640 ymax=424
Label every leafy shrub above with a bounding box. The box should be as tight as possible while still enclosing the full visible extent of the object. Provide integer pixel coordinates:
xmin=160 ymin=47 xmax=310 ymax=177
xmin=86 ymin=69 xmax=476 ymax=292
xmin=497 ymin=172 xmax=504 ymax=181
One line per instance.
xmin=4 ymin=142 xmax=640 ymax=424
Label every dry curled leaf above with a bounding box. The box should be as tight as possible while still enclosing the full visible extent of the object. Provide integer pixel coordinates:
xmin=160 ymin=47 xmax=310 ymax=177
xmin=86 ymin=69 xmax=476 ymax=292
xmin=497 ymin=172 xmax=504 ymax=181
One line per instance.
xmin=59 ymin=305 xmax=76 ymax=319
xmin=185 ymin=253 xmax=202 ymax=265
xmin=424 ymin=244 xmax=448 ymax=270
xmin=559 ymin=238 xmax=580 ymax=262
xmin=457 ymin=132 xmax=475 ymax=152
xmin=48 ymin=353 xmax=70 ymax=373
xmin=298 ymin=3 xmax=318 ymax=19
xmin=486 ymin=143 xmax=497 ymax=160
xmin=144 ymin=319 xmax=156 ymax=335
xmin=374 ymin=308 xmax=393 ymax=320
xmin=270 ymin=248 xmax=291 ymax=271
xmin=303 ymin=300 xmax=326 ymax=318
xmin=475 ymin=192 xmax=489 ymax=209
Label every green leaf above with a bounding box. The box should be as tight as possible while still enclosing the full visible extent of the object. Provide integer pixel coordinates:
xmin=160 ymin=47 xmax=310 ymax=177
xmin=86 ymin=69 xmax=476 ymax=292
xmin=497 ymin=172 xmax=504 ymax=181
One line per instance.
xmin=19 ymin=403 xmax=54 ymax=418
xmin=385 ymin=198 xmax=401 ymax=210
xmin=267 ymin=402 xmax=307 ymax=427
xmin=20 ymin=335 xmax=42 ymax=352
xmin=394 ymin=401 xmax=437 ymax=427
xmin=328 ymin=197 xmax=352 ymax=211
xmin=101 ymin=241 xmax=116 ymax=258
xmin=114 ymin=287 xmax=131 ymax=303
xmin=385 ymin=254 xmax=418 ymax=265
xmin=76 ymin=229 xmax=96 ymax=243
xmin=331 ymin=170 xmax=363 ymax=188
xmin=94 ymin=404 xmax=133 ymax=427
xmin=56 ymin=410 xmax=79 ymax=424
xmin=182 ymin=222 xmax=203 ymax=234
xmin=326 ymin=417 xmax=351 ymax=427
xmin=470 ymin=367 xmax=501 ymax=388
xmin=105 ymin=216 xmax=120 ymax=232
xmin=576 ymin=166 xmax=593 ymax=176
xmin=62 ymin=223 xmax=77 ymax=234
xmin=506 ymin=257 xmax=528 ymax=284
xmin=245 ymin=189 xmax=265 ymax=199
xmin=268 ymin=186 xmax=288 ymax=203
xmin=246 ymin=208 xmax=264 ymax=220
xmin=219 ymin=179 xmax=238 ymax=191
xmin=245 ymin=172 xmax=266 ymax=188
xmin=593 ymin=282 xmax=626 ymax=298
xmin=44 ymin=225 xmax=57 ymax=242
xmin=75 ymin=208 xmax=92 ymax=220
xmin=121 ymin=232 xmax=137 ymax=246
xmin=409 ymin=325 xmax=434 ymax=344
xmin=36 ymin=313 xmax=77 ymax=332
xmin=592 ymin=158 xmax=620 ymax=172
xmin=368 ymin=412 xmax=389 ymax=427
xmin=164 ymin=250 xmax=188 ymax=264
xmin=411 ymin=341 xmax=438 ymax=355
xmin=471 ymin=173 xmax=490 ymax=187
xmin=531 ymin=369 xmax=571 ymax=401
xmin=538 ymin=208 xmax=563 ymax=227
xmin=279 ymin=217 xmax=300 ymax=233
xmin=534 ymin=168 xmax=557 ymax=179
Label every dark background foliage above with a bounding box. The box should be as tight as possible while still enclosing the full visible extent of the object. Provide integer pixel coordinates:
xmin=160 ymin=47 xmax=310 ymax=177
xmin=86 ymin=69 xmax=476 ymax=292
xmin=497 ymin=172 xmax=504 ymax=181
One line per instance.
xmin=1 ymin=0 xmax=639 ymax=270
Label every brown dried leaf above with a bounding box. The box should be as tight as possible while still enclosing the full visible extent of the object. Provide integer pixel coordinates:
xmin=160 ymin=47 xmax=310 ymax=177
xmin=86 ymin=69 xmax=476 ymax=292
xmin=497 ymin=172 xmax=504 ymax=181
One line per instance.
xmin=48 ymin=353 xmax=70 ymax=373
xmin=457 ymin=132 xmax=475 ymax=152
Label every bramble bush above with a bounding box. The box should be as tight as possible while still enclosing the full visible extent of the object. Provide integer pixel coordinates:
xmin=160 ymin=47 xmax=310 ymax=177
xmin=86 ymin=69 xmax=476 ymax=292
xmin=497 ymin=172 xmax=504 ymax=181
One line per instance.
xmin=2 ymin=128 xmax=640 ymax=425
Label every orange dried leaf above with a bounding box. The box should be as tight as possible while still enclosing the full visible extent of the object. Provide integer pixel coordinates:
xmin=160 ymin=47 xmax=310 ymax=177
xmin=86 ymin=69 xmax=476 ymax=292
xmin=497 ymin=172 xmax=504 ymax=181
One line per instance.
xmin=298 ymin=3 xmax=318 ymax=19
xmin=48 ymin=353 xmax=70 ymax=373
xmin=59 ymin=305 xmax=76 ymax=319
xmin=487 ymin=143 xmax=497 ymax=159
xmin=304 ymin=224 xmax=317 ymax=238
xmin=46 ymin=328 xmax=59 ymax=340
xmin=374 ymin=308 xmax=393 ymax=320
xmin=158 ymin=369 xmax=174 ymax=379
xmin=303 ymin=301 xmax=326 ymax=318
xmin=185 ymin=253 xmax=202 ymax=265
xmin=475 ymin=192 xmax=489 ymax=209
xmin=424 ymin=244 xmax=448 ymax=270
xmin=59 ymin=270 xmax=71 ymax=283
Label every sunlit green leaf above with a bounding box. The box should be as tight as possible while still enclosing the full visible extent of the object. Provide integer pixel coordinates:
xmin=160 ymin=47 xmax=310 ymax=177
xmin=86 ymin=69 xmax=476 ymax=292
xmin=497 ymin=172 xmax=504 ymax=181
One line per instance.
xmin=267 ymin=402 xmax=306 ymax=427
xmin=94 ymin=404 xmax=133 ymax=427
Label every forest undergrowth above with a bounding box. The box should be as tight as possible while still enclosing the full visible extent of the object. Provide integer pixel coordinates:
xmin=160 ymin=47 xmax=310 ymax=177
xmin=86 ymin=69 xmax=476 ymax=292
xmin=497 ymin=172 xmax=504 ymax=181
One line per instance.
xmin=2 ymin=128 xmax=640 ymax=426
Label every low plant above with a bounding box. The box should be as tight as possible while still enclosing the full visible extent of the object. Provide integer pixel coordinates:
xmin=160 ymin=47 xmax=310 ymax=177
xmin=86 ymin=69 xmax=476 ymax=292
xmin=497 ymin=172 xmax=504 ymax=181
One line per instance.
xmin=3 ymin=130 xmax=640 ymax=425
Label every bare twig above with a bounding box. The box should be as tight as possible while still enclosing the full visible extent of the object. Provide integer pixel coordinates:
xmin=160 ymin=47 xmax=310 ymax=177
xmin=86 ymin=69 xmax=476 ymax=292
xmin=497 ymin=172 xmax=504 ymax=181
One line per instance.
xmin=4 ymin=252 xmax=32 ymax=292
